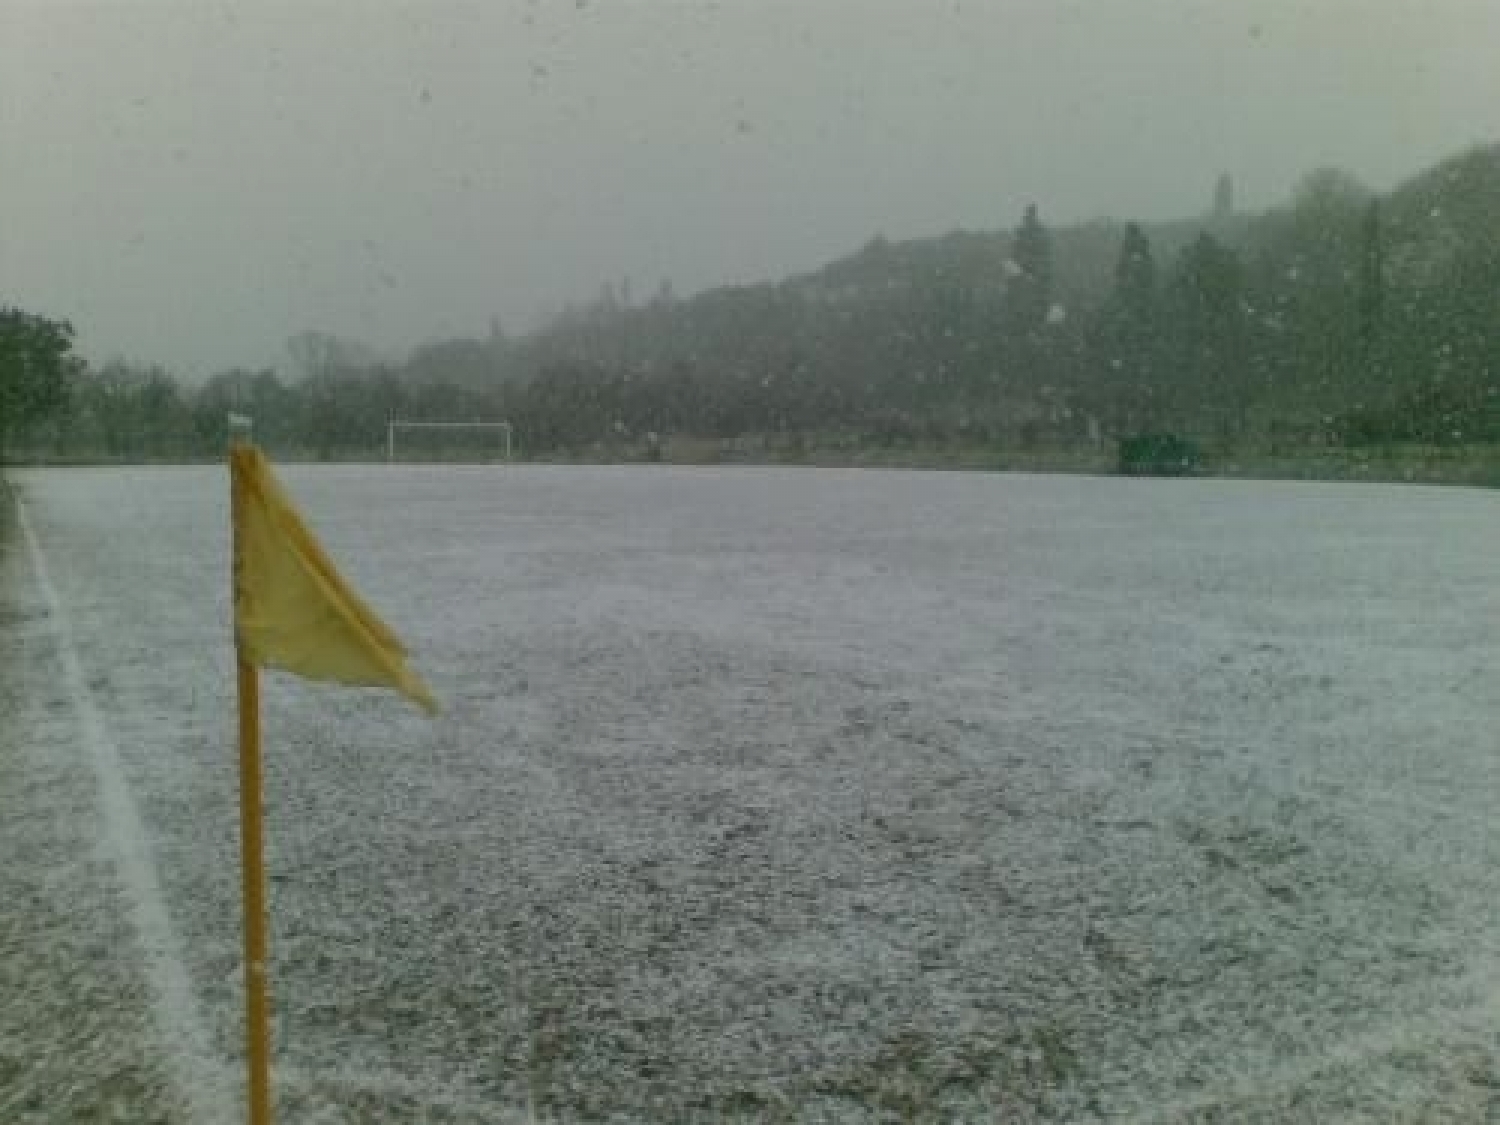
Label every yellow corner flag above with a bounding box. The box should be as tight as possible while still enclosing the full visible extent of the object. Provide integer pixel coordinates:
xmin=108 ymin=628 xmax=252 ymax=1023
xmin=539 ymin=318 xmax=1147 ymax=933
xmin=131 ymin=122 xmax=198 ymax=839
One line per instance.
xmin=230 ymin=443 xmax=437 ymax=714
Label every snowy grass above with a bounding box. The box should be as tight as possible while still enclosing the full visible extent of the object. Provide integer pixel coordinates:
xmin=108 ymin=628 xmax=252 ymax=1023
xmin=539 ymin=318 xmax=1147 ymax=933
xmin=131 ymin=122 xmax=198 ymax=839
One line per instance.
xmin=7 ymin=464 xmax=1500 ymax=1122
xmin=15 ymin=495 xmax=234 ymax=1123
xmin=1 ymin=487 xmax=187 ymax=1123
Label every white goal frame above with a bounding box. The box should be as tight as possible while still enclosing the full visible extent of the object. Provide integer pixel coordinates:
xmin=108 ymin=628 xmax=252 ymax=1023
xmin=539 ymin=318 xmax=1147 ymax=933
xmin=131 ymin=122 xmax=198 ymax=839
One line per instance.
xmin=386 ymin=420 xmax=514 ymax=463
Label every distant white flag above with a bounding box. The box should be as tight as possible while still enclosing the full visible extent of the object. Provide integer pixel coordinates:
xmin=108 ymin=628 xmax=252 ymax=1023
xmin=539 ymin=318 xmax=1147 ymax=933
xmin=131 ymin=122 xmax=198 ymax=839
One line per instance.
xmin=228 ymin=412 xmax=254 ymax=434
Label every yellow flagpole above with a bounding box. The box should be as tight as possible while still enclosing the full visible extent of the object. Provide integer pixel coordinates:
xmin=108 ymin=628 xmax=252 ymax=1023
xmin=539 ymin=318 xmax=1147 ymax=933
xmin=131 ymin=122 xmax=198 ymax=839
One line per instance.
xmin=236 ymin=651 xmax=273 ymax=1125
xmin=230 ymin=422 xmax=274 ymax=1125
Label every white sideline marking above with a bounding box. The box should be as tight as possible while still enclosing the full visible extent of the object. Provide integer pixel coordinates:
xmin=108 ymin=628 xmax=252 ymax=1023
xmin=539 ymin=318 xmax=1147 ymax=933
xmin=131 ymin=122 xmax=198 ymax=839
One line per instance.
xmin=16 ymin=498 xmax=235 ymax=1125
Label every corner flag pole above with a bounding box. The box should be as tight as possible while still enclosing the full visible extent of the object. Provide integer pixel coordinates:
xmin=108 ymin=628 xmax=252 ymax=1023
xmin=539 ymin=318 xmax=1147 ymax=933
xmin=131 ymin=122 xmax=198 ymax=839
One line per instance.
xmin=229 ymin=414 xmax=274 ymax=1124
xmin=227 ymin=412 xmax=437 ymax=1124
xmin=236 ymin=648 xmax=273 ymax=1125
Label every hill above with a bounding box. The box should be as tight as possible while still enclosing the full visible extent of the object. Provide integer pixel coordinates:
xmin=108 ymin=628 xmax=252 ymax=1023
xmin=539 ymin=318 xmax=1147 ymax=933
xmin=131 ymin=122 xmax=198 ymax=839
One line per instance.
xmin=9 ymin=143 xmax=1498 ymax=480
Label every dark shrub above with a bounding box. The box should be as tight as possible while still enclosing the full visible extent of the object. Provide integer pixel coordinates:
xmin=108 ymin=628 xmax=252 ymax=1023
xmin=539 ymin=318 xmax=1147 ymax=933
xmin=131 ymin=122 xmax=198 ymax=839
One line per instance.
xmin=1118 ymin=432 xmax=1201 ymax=476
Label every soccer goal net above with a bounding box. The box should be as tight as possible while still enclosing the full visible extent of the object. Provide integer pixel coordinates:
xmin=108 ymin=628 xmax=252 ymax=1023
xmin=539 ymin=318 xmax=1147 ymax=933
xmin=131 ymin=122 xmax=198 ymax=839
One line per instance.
xmin=386 ymin=420 xmax=514 ymax=463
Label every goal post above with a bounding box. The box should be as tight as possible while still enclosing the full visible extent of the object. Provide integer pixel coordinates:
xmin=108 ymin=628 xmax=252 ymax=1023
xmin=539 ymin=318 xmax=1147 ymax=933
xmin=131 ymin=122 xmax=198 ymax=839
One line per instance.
xmin=386 ymin=420 xmax=514 ymax=463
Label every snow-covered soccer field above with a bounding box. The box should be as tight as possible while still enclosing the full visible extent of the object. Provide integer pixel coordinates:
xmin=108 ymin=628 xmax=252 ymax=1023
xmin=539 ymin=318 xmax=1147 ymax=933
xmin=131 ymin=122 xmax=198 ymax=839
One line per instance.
xmin=5 ymin=464 xmax=1499 ymax=1122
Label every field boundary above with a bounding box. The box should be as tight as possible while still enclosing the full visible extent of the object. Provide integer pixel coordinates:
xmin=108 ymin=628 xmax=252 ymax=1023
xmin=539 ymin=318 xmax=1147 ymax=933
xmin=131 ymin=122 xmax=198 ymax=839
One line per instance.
xmin=14 ymin=496 xmax=236 ymax=1125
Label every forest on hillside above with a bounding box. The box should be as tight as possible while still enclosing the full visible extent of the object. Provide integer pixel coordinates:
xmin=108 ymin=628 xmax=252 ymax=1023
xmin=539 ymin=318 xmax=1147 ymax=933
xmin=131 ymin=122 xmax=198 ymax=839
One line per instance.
xmin=4 ymin=143 xmax=1498 ymax=478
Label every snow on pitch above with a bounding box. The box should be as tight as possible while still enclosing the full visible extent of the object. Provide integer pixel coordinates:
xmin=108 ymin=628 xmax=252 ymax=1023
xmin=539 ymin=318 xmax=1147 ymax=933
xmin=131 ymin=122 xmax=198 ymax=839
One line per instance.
xmin=10 ymin=464 xmax=1500 ymax=1121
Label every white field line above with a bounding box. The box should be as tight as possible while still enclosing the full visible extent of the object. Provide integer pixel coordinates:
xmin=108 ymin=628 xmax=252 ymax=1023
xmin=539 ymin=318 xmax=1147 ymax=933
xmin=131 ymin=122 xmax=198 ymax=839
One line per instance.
xmin=16 ymin=498 xmax=236 ymax=1125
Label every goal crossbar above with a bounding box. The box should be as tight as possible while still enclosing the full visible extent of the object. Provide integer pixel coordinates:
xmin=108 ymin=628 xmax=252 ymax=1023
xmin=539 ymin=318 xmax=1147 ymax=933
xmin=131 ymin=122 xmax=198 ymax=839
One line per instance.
xmin=386 ymin=420 xmax=513 ymax=462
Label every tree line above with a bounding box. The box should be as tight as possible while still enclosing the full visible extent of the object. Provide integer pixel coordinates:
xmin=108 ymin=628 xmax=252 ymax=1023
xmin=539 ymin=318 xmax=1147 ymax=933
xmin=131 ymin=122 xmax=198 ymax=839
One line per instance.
xmin=4 ymin=144 xmax=1497 ymax=468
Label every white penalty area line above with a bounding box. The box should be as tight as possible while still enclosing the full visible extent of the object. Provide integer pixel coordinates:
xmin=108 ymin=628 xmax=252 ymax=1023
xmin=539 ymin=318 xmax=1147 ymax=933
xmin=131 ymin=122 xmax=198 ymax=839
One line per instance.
xmin=16 ymin=497 xmax=235 ymax=1125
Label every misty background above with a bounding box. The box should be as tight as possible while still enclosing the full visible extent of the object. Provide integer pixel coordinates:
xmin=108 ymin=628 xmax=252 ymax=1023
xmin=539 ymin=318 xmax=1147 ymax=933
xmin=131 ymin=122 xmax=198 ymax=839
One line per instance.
xmin=4 ymin=0 xmax=1499 ymax=379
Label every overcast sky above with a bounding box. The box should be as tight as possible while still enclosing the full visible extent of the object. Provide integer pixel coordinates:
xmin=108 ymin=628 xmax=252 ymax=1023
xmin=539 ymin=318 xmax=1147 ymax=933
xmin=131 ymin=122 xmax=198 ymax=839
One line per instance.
xmin=3 ymin=0 xmax=1498 ymax=379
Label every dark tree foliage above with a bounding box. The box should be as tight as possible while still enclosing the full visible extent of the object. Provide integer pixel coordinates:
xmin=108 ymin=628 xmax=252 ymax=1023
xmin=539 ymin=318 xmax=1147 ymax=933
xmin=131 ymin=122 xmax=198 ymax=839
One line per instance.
xmin=1213 ymin=173 xmax=1234 ymax=221
xmin=1097 ymin=224 xmax=1160 ymax=428
xmin=1357 ymin=199 xmax=1385 ymax=362
xmin=0 ymin=307 xmax=75 ymax=453
xmin=1114 ymin=224 xmax=1157 ymax=319
xmin=1334 ymin=379 xmax=1500 ymax=447
xmin=1007 ymin=203 xmax=1053 ymax=336
xmin=1169 ymin=232 xmax=1247 ymax=428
